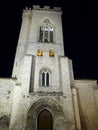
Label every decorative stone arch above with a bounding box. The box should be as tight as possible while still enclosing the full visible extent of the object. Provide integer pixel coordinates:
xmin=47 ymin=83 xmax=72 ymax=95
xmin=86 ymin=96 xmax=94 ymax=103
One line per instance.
xmin=40 ymin=17 xmax=54 ymax=27
xmin=39 ymin=67 xmax=52 ymax=87
xmin=39 ymin=17 xmax=54 ymax=43
xmin=25 ymin=98 xmax=69 ymax=130
xmin=0 ymin=115 xmax=10 ymax=130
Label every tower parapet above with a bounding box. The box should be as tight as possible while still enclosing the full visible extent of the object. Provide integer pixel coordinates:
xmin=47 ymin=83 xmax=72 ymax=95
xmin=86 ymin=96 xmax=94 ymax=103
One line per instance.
xmin=23 ymin=5 xmax=61 ymax=12
xmin=33 ymin=5 xmax=61 ymax=11
xmin=22 ymin=5 xmax=61 ymax=18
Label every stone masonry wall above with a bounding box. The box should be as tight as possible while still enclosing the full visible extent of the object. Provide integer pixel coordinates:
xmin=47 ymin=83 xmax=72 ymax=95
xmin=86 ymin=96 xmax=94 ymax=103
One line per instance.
xmin=75 ymin=80 xmax=98 ymax=130
xmin=0 ymin=78 xmax=16 ymax=130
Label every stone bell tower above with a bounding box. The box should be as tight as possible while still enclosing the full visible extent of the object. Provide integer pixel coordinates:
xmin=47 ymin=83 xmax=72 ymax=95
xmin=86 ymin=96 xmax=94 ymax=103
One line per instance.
xmin=10 ymin=5 xmax=81 ymax=130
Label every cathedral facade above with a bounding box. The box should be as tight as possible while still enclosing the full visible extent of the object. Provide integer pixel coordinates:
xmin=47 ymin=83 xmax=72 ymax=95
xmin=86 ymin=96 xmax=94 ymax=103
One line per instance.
xmin=0 ymin=5 xmax=98 ymax=130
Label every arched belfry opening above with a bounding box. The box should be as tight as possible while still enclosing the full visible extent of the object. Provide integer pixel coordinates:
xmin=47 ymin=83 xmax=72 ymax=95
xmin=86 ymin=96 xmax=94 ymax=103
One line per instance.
xmin=37 ymin=109 xmax=53 ymax=130
xmin=39 ymin=17 xmax=54 ymax=43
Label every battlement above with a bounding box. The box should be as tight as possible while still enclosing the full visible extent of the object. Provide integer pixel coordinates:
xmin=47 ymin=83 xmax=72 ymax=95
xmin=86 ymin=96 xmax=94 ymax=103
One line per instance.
xmin=23 ymin=5 xmax=61 ymax=12
xmin=23 ymin=7 xmax=32 ymax=13
xmin=33 ymin=5 xmax=61 ymax=11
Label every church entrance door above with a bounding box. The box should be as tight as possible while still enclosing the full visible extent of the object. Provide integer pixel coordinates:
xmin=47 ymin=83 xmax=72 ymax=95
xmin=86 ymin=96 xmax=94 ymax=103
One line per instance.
xmin=37 ymin=109 xmax=53 ymax=130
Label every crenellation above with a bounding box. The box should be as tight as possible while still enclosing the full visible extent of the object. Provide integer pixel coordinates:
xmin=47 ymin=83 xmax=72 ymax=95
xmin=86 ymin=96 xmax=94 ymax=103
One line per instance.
xmin=33 ymin=5 xmax=40 ymax=10
xmin=25 ymin=6 xmax=28 ymax=10
xmin=53 ymin=7 xmax=61 ymax=11
xmin=23 ymin=8 xmax=32 ymax=16
xmin=32 ymin=5 xmax=61 ymax=11
xmin=22 ymin=7 xmax=32 ymax=19
xmin=44 ymin=6 xmax=50 ymax=10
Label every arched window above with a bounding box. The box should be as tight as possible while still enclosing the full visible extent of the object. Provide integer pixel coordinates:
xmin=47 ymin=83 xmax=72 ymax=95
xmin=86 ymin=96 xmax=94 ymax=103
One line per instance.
xmin=41 ymin=72 xmax=49 ymax=86
xmin=40 ymin=69 xmax=51 ymax=87
xmin=39 ymin=18 xmax=54 ymax=43
xmin=37 ymin=49 xmax=43 ymax=56
xmin=49 ymin=49 xmax=55 ymax=57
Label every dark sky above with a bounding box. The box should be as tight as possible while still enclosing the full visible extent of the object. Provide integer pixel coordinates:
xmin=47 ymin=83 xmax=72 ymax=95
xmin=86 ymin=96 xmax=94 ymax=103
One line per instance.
xmin=0 ymin=0 xmax=98 ymax=82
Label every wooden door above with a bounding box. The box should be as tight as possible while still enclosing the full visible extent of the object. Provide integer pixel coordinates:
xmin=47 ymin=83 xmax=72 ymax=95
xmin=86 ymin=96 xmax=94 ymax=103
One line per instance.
xmin=37 ymin=109 xmax=53 ymax=130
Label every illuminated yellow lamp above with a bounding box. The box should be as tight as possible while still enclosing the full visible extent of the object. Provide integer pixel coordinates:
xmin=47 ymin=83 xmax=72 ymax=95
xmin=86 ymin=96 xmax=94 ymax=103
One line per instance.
xmin=37 ymin=49 xmax=43 ymax=56
xmin=49 ymin=50 xmax=55 ymax=57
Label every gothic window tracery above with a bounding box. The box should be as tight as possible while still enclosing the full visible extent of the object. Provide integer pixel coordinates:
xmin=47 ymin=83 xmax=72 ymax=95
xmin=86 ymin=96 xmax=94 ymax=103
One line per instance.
xmin=40 ymin=69 xmax=51 ymax=87
xmin=39 ymin=18 xmax=54 ymax=43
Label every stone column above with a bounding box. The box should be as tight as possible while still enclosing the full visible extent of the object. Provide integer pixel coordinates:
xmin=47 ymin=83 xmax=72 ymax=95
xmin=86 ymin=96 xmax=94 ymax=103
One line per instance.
xmin=72 ymin=88 xmax=81 ymax=130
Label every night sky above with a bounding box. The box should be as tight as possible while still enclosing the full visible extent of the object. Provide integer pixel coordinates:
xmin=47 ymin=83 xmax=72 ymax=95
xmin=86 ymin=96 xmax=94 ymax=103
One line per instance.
xmin=0 ymin=0 xmax=98 ymax=82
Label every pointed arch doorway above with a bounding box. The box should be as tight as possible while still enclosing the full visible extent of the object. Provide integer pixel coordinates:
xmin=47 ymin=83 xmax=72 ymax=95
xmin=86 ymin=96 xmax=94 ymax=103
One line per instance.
xmin=37 ymin=109 xmax=53 ymax=130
